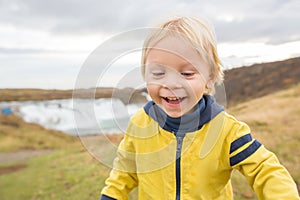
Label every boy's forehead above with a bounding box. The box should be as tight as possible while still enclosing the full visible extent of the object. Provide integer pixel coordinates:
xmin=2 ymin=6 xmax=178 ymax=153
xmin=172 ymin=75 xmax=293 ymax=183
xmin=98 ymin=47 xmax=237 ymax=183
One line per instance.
xmin=151 ymin=35 xmax=194 ymax=52
xmin=147 ymin=35 xmax=205 ymax=66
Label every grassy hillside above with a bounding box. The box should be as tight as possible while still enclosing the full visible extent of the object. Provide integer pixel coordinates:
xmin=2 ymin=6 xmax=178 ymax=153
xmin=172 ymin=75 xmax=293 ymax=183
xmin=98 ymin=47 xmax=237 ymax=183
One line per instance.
xmin=0 ymin=113 xmax=77 ymax=152
xmin=224 ymin=57 xmax=300 ymax=106
xmin=230 ymin=84 xmax=300 ymax=170
xmin=228 ymin=83 xmax=300 ymax=199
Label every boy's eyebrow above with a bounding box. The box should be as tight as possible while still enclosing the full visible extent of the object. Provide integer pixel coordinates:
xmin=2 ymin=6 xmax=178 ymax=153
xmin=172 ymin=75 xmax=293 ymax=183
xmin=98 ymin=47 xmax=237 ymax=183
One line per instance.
xmin=146 ymin=63 xmax=165 ymax=68
xmin=147 ymin=56 xmax=193 ymax=65
xmin=146 ymin=61 xmax=200 ymax=70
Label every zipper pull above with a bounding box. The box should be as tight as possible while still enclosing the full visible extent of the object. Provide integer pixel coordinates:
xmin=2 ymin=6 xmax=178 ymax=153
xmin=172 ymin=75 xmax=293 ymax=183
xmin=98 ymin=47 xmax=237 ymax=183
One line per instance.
xmin=176 ymin=135 xmax=184 ymax=159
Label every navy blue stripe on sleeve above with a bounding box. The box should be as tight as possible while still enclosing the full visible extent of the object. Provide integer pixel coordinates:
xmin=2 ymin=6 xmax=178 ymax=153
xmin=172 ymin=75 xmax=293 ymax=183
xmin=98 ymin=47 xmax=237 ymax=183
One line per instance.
xmin=230 ymin=133 xmax=252 ymax=154
xmin=230 ymin=140 xmax=262 ymax=166
xmin=100 ymin=194 xmax=117 ymax=200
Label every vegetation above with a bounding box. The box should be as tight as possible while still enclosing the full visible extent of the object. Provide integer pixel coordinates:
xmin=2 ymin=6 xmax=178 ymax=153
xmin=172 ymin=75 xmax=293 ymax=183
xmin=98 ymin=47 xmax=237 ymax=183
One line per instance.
xmin=0 ymin=113 xmax=77 ymax=152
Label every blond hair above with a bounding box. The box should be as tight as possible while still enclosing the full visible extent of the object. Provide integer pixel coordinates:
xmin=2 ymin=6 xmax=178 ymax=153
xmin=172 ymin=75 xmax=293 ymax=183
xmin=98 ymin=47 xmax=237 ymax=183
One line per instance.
xmin=141 ymin=16 xmax=224 ymax=94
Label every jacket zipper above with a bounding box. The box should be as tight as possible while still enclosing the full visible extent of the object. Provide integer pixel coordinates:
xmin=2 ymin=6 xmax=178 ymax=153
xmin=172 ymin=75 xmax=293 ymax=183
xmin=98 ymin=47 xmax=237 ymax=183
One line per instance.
xmin=175 ymin=134 xmax=184 ymax=200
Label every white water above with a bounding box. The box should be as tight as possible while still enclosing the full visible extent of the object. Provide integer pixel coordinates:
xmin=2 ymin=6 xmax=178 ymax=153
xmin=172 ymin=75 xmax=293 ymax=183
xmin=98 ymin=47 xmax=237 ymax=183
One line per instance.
xmin=0 ymin=99 xmax=143 ymax=136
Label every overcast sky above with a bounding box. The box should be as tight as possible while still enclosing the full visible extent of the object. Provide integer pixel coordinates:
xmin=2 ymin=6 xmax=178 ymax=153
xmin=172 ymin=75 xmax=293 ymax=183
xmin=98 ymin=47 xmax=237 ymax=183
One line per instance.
xmin=0 ymin=0 xmax=299 ymax=89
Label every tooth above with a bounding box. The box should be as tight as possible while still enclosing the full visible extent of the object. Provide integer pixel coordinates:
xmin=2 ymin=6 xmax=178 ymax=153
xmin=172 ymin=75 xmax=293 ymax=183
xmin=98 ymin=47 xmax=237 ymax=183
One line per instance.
xmin=168 ymin=97 xmax=178 ymax=100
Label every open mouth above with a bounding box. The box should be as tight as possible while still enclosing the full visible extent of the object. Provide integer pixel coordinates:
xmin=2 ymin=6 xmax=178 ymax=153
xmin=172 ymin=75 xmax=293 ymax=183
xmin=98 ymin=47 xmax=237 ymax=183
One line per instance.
xmin=162 ymin=96 xmax=186 ymax=104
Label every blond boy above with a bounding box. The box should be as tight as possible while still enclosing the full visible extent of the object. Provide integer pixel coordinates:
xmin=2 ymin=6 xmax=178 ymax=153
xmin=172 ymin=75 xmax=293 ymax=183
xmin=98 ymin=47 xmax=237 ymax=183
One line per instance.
xmin=100 ymin=17 xmax=299 ymax=199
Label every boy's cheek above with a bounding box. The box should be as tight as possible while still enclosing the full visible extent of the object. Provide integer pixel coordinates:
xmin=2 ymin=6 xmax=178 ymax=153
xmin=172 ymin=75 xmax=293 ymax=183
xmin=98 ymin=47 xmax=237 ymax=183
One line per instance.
xmin=146 ymin=84 xmax=161 ymax=98
xmin=144 ymin=74 xmax=153 ymax=83
xmin=146 ymin=83 xmax=158 ymax=93
xmin=145 ymin=79 xmax=163 ymax=87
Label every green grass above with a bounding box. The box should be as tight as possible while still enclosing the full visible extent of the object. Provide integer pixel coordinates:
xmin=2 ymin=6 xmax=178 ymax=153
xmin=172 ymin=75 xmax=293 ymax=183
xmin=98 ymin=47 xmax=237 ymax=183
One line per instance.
xmin=0 ymin=144 xmax=249 ymax=200
xmin=0 ymin=144 xmax=140 ymax=200
xmin=0 ymin=144 xmax=257 ymax=200
xmin=0 ymin=147 xmax=109 ymax=200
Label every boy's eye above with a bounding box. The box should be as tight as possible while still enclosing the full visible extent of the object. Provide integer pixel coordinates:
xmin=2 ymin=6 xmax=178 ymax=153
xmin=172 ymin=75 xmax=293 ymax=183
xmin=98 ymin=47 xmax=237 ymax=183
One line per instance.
xmin=181 ymin=72 xmax=195 ymax=77
xmin=152 ymin=72 xmax=165 ymax=77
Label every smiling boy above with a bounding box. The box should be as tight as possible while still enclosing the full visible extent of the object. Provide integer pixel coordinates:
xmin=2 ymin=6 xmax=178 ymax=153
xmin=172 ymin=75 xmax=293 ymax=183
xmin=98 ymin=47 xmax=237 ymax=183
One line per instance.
xmin=144 ymin=35 xmax=213 ymax=118
xmin=100 ymin=16 xmax=300 ymax=200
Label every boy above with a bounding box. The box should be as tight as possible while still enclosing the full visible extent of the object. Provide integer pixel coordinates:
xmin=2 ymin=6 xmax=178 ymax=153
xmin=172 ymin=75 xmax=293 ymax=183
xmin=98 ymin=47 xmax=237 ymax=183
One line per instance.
xmin=100 ymin=16 xmax=299 ymax=199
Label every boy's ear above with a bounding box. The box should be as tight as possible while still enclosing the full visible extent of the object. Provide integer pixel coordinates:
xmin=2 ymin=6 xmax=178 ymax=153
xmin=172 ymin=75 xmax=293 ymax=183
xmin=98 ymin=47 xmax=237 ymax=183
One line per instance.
xmin=206 ymin=75 xmax=215 ymax=89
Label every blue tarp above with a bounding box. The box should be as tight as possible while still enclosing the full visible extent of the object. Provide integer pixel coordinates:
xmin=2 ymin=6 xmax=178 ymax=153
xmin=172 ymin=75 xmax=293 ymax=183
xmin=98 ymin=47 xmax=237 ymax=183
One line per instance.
xmin=1 ymin=107 xmax=12 ymax=115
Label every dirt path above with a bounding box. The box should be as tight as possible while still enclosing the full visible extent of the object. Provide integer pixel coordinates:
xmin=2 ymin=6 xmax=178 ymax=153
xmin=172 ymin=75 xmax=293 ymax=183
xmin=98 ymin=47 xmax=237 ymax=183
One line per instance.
xmin=0 ymin=150 xmax=55 ymax=176
xmin=0 ymin=149 xmax=55 ymax=163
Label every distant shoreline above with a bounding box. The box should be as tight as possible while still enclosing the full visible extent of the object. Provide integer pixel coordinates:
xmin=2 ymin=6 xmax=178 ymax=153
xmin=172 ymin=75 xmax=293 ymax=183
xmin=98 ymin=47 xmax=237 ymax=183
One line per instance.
xmin=0 ymin=87 xmax=147 ymax=105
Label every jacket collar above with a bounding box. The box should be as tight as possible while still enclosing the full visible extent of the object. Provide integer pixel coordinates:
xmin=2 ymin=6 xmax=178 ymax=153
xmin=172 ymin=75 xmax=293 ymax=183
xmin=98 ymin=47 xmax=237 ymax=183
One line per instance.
xmin=144 ymin=95 xmax=224 ymax=134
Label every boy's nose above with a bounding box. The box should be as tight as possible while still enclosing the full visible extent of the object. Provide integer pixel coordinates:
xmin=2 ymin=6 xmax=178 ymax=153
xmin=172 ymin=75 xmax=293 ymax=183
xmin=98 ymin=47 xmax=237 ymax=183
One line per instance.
xmin=162 ymin=73 xmax=183 ymax=89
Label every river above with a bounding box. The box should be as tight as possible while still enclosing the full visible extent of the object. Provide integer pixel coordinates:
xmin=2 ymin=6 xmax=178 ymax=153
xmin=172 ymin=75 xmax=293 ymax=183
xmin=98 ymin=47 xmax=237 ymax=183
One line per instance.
xmin=0 ymin=98 xmax=144 ymax=136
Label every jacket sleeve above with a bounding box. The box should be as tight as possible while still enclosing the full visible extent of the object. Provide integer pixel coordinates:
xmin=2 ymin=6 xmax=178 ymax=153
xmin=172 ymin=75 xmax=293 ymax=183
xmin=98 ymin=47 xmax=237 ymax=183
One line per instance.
xmin=229 ymin=122 xmax=300 ymax=199
xmin=100 ymin=134 xmax=138 ymax=200
xmin=100 ymin=194 xmax=117 ymax=200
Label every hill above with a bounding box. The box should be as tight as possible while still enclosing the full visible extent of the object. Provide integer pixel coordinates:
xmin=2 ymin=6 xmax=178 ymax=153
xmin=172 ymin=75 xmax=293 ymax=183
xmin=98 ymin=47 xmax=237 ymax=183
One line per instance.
xmin=0 ymin=113 xmax=77 ymax=152
xmin=224 ymin=57 xmax=300 ymax=106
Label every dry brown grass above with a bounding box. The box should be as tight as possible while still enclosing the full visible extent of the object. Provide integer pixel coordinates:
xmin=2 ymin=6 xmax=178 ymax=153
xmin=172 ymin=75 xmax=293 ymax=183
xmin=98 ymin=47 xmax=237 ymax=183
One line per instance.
xmin=228 ymin=83 xmax=300 ymax=181
xmin=227 ymin=83 xmax=300 ymax=199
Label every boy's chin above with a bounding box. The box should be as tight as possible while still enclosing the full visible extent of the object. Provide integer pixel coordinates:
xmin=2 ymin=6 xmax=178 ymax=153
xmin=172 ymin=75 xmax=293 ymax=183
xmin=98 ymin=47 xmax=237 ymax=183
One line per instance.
xmin=163 ymin=109 xmax=186 ymax=118
xmin=166 ymin=112 xmax=183 ymax=118
xmin=162 ymin=106 xmax=197 ymax=118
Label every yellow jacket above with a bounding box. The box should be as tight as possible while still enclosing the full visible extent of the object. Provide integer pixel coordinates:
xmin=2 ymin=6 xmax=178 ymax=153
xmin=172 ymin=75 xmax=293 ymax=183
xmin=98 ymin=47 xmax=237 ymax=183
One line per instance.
xmin=101 ymin=96 xmax=299 ymax=200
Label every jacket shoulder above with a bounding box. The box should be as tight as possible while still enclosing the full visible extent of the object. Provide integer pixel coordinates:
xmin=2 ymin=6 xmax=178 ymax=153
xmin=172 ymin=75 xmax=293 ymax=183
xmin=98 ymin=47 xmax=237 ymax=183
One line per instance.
xmin=222 ymin=111 xmax=251 ymax=137
xmin=130 ymin=108 xmax=153 ymax=126
xmin=126 ymin=108 xmax=159 ymax=138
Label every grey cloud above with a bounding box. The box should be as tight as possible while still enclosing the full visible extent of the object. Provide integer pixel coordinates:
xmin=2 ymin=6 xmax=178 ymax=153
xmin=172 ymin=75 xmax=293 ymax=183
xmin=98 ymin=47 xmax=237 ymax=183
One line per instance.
xmin=0 ymin=0 xmax=162 ymax=34
xmin=215 ymin=16 xmax=300 ymax=44
xmin=0 ymin=0 xmax=299 ymax=44
xmin=210 ymin=0 xmax=300 ymax=44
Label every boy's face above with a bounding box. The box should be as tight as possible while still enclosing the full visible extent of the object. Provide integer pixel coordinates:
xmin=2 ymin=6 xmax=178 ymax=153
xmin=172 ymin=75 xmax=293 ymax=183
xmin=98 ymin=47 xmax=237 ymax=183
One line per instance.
xmin=145 ymin=36 xmax=213 ymax=118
